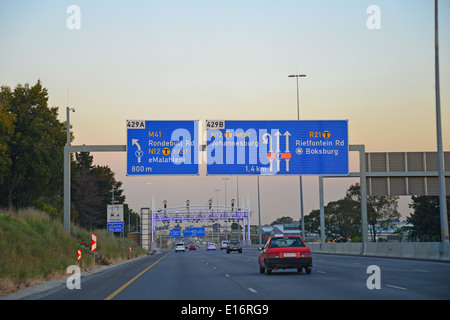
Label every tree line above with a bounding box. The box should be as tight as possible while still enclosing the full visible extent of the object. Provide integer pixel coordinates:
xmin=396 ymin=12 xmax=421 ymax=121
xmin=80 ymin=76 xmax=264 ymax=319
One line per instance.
xmin=272 ymin=184 xmax=449 ymax=242
xmin=0 ymin=81 xmax=138 ymax=230
xmin=304 ymin=183 xmax=400 ymax=242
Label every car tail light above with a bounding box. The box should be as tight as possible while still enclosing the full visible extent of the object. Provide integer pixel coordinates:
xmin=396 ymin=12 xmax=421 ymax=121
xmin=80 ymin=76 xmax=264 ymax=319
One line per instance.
xmin=301 ymin=252 xmax=312 ymax=258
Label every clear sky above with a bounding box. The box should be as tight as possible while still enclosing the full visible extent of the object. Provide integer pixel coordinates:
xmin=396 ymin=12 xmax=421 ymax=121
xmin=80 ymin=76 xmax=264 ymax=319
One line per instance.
xmin=1 ymin=0 xmax=449 ymax=225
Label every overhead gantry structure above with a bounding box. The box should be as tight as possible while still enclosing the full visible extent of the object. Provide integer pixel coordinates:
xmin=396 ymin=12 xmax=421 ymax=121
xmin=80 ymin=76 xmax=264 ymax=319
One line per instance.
xmin=139 ymin=199 xmax=253 ymax=251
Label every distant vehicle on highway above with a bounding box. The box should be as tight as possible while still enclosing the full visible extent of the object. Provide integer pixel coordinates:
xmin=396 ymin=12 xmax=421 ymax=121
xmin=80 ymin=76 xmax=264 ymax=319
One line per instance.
xmin=207 ymin=243 xmax=216 ymax=251
xmin=220 ymin=241 xmax=228 ymax=250
xmin=258 ymin=236 xmax=312 ymax=275
xmin=189 ymin=244 xmax=196 ymax=250
xmin=226 ymin=239 xmax=242 ymax=253
xmin=175 ymin=243 xmax=185 ymax=253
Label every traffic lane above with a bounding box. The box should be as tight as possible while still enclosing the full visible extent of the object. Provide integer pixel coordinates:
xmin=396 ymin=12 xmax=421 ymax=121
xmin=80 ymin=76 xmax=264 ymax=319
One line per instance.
xmin=112 ymin=249 xmax=406 ymax=300
xmin=37 ymin=247 xmax=450 ymax=300
xmin=178 ymin=248 xmax=339 ymax=300
xmin=198 ymin=249 xmax=450 ymax=300
xmin=199 ymin=249 xmax=326 ymax=300
xmin=34 ymin=253 xmax=171 ymax=300
xmin=202 ymin=249 xmax=362 ymax=300
xmin=184 ymin=248 xmax=322 ymax=300
xmin=112 ymin=249 xmax=259 ymax=300
xmin=111 ymin=249 xmax=217 ymax=299
xmin=311 ymin=253 xmax=450 ymax=299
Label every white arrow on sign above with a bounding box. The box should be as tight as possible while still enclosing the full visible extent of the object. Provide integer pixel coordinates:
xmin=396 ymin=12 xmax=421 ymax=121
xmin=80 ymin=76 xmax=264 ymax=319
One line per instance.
xmin=262 ymin=133 xmax=272 ymax=153
xmin=284 ymin=131 xmax=291 ymax=152
xmin=132 ymin=139 xmax=141 ymax=150
xmin=274 ymin=131 xmax=282 ymax=153
xmin=132 ymin=139 xmax=142 ymax=163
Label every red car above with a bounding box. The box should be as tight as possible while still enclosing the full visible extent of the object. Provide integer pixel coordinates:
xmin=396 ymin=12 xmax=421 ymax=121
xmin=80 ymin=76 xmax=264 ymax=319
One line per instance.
xmin=189 ymin=244 xmax=196 ymax=250
xmin=258 ymin=236 xmax=312 ymax=275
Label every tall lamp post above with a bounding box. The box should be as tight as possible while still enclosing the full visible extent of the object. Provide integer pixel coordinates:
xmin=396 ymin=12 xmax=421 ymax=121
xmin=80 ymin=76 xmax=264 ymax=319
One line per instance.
xmin=288 ymin=73 xmax=306 ymax=239
xmin=222 ymin=177 xmax=229 ymax=207
xmin=64 ymin=107 xmax=75 ymax=234
xmin=434 ymin=0 xmax=449 ymax=248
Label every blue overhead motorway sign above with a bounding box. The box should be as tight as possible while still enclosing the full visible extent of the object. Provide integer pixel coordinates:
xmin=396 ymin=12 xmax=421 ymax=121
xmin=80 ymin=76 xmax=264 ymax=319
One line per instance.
xmin=206 ymin=120 xmax=348 ymax=175
xmin=170 ymin=228 xmax=181 ymax=237
xmin=126 ymin=120 xmax=199 ymax=175
xmin=183 ymin=227 xmax=205 ymax=237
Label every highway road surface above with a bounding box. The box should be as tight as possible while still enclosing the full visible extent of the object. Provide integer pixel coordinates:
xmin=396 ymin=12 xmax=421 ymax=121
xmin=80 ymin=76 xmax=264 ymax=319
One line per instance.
xmin=27 ymin=245 xmax=450 ymax=301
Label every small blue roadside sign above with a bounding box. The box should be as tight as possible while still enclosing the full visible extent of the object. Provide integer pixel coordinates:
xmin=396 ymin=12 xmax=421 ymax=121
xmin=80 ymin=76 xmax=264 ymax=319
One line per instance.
xmin=206 ymin=120 xmax=348 ymax=175
xmin=107 ymin=204 xmax=124 ymax=232
xmin=127 ymin=120 xmax=199 ymax=175
xmin=107 ymin=222 xmax=124 ymax=232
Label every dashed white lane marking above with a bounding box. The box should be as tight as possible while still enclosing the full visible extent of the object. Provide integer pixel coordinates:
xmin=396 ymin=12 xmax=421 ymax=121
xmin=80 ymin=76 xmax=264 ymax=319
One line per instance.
xmin=386 ymin=284 xmax=407 ymax=290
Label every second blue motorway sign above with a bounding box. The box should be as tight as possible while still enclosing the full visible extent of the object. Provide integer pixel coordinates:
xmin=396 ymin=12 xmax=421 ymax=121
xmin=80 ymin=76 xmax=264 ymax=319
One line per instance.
xmin=206 ymin=120 xmax=349 ymax=175
xmin=126 ymin=120 xmax=199 ymax=175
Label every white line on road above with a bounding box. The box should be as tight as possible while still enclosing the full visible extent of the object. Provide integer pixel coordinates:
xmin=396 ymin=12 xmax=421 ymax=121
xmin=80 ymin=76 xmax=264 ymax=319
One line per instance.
xmin=225 ymin=274 xmax=230 ymax=277
xmin=316 ymin=271 xmax=327 ymax=274
xmin=248 ymin=288 xmax=257 ymax=293
xmin=386 ymin=284 xmax=407 ymax=290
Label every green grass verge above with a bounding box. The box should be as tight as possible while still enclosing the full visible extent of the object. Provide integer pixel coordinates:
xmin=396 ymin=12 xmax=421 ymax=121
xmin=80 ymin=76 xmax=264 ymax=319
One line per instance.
xmin=0 ymin=208 xmax=145 ymax=296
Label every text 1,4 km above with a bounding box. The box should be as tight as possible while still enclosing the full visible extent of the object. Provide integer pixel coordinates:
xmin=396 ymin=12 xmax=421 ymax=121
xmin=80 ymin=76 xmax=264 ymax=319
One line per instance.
xmin=245 ymin=166 xmax=268 ymax=173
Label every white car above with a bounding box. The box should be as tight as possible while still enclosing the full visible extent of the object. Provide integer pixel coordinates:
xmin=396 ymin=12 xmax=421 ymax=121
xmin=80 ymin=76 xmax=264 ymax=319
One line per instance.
xmin=207 ymin=243 xmax=216 ymax=251
xmin=175 ymin=243 xmax=185 ymax=252
xmin=220 ymin=241 xmax=229 ymax=250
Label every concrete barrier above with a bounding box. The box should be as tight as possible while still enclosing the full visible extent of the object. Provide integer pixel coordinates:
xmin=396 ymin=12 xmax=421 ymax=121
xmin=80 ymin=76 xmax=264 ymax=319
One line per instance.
xmin=308 ymin=242 xmax=450 ymax=262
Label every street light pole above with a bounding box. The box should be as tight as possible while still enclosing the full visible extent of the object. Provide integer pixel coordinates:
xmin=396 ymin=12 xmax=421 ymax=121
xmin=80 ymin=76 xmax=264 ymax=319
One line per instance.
xmin=434 ymin=0 xmax=449 ymax=248
xmin=222 ymin=177 xmax=229 ymax=206
xmin=288 ymin=74 xmax=306 ymax=239
xmin=64 ymin=107 xmax=75 ymax=234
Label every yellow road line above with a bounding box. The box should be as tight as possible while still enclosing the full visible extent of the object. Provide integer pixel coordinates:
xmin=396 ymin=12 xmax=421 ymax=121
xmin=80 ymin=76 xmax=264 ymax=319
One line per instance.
xmin=104 ymin=251 xmax=171 ymax=300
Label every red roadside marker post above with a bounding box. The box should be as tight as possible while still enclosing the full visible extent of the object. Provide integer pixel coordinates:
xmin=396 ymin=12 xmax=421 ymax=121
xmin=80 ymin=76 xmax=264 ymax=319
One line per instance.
xmin=77 ymin=249 xmax=81 ymax=268
xmin=92 ymin=234 xmax=97 ymax=252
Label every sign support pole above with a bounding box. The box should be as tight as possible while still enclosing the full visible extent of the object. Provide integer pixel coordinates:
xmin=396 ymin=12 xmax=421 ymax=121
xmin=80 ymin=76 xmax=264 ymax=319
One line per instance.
xmin=319 ymin=176 xmax=325 ymax=246
xmin=319 ymin=145 xmax=368 ymax=252
xmin=63 ymin=144 xmax=126 ymax=234
xmin=358 ymin=145 xmax=369 ymax=251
